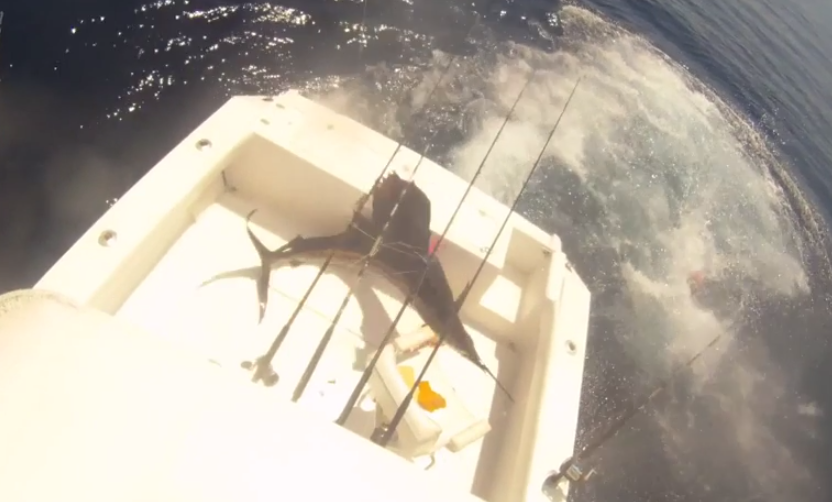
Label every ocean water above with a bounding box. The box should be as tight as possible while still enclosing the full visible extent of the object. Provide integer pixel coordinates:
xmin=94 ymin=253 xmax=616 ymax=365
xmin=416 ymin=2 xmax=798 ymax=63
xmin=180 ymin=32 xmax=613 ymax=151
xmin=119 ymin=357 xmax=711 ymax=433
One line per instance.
xmin=1 ymin=1 xmax=831 ymax=501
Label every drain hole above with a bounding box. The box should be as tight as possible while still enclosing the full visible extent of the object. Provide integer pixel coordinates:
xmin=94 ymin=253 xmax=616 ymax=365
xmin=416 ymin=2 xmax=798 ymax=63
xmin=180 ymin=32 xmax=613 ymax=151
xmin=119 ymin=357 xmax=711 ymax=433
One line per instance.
xmin=98 ymin=230 xmax=117 ymax=247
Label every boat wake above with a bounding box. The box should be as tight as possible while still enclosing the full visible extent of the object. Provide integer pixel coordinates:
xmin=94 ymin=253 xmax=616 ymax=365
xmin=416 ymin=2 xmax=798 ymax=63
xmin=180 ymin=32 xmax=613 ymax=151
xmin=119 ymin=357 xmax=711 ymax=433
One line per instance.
xmin=314 ymin=5 xmax=831 ymax=502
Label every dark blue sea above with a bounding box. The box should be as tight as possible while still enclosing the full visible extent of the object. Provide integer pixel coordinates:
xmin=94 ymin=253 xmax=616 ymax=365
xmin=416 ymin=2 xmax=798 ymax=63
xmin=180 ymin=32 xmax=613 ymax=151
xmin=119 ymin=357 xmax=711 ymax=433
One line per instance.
xmin=2 ymin=1 xmax=831 ymax=501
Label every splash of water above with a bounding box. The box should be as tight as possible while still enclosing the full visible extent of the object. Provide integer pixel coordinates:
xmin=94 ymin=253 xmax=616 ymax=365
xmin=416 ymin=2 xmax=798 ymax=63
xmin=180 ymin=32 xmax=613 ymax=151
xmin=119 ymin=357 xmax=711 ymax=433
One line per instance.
xmin=315 ymin=5 xmax=826 ymax=501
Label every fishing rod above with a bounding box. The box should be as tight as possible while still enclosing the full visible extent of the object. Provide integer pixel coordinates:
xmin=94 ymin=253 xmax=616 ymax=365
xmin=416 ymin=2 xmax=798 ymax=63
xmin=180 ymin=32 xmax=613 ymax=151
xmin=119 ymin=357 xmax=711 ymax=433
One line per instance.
xmin=333 ymin=65 xmax=544 ymax=418
xmin=242 ymin=0 xmax=376 ymax=386
xmin=544 ymin=329 xmax=725 ymax=487
xmin=291 ymin=23 xmax=530 ymax=404
xmin=374 ymin=75 xmax=584 ymax=446
xmin=244 ymin=4 xmax=496 ymax=386
xmin=293 ymin=70 xmax=534 ymax=403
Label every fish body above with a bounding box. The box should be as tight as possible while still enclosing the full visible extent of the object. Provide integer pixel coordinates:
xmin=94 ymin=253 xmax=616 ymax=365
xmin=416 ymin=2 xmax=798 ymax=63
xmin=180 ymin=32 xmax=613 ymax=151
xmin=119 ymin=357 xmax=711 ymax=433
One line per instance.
xmin=246 ymin=173 xmax=489 ymax=375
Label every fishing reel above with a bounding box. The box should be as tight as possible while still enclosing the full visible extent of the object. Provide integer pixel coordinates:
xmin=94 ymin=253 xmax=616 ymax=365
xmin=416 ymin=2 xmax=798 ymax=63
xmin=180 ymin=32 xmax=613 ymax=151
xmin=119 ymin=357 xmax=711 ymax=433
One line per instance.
xmin=241 ymin=356 xmax=280 ymax=387
xmin=561 ymin=462 xmax=596 ymax=483
xmin=544 ymin=459 xmax=596 ymax=490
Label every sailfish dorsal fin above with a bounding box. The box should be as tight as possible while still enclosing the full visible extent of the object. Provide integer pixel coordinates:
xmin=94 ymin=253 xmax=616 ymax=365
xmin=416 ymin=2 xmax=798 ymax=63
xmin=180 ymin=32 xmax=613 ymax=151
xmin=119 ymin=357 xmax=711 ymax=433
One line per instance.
xmin=371 ymin=173 xmax=432 ymax=258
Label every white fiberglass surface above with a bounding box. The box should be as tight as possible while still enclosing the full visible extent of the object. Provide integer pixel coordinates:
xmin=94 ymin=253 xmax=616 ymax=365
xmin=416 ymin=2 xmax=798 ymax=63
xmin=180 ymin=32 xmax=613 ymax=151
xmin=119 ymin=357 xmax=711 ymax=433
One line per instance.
xmin=30 ymin=91 xmax=588 ymax=502
xmin=115 ymin=190 xmax=518 ymax=496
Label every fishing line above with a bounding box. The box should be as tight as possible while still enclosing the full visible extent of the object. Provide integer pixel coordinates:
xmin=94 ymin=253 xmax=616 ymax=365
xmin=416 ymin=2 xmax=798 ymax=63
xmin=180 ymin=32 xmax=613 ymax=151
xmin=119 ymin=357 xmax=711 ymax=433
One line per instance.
xmin=340 ymin=73 xmax=582 ymax=426
xmin=291 ymin=34 xmax=524 ymax=403
xmin=375 ymin=75 xmax=584 ymax=446
xmin=331 ymin=65 xmax=540 ymax=413
xmin=545 ymin=329 xmax=725 ymax=487
xmin=243 ymin=5 xmax=493 ymax=386
xmin=275 ymin=1 xmax=507 ymax=397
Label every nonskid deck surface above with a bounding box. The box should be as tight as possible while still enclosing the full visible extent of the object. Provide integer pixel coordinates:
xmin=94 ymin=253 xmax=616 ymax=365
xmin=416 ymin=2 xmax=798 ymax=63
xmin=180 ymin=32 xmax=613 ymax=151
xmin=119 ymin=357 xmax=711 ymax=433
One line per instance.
xmin=116 ymin=190 xmax=519 ymax=494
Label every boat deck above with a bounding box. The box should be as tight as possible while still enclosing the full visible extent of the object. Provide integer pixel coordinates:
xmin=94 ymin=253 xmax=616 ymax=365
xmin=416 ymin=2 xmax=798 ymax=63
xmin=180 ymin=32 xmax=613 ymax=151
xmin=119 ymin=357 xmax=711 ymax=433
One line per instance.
xmin=116 ymin=189 xmax=514 ymax=492
xmin=34 ymin=90 xmax=590 ymax=502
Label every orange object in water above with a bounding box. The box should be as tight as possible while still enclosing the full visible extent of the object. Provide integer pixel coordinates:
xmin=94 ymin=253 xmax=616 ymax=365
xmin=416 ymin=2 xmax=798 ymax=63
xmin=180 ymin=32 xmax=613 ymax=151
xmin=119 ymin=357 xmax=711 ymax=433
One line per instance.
xmin=687 ymin=270 xmax=706 ymax=292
